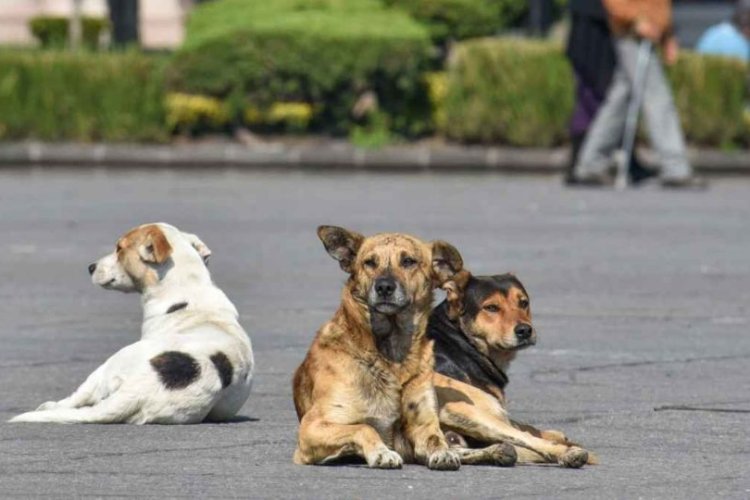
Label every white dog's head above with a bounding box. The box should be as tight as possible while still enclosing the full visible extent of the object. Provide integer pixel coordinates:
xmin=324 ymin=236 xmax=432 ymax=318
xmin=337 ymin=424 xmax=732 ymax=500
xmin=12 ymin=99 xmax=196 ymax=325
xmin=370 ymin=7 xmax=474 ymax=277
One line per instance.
xmin=89 ymin=223 xmax=212 ymax=293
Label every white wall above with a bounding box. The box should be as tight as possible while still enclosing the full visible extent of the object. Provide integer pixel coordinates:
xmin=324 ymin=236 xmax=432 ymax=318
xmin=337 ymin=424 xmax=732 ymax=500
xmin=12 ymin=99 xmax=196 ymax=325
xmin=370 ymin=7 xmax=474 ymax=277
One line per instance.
xmin=0 ymin=0 xmax=189 ymax=48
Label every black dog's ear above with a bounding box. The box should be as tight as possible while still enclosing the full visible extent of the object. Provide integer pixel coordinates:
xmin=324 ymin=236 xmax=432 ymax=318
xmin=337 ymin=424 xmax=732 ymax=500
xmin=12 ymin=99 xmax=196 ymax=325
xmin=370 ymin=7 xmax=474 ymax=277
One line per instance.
xmin=431 ymin=240 xmax=464 ymax=286
xmin=442 ymin=270 xmax=472 ymax=320
xmin=317 ymin=226 xmax=365 ymax=273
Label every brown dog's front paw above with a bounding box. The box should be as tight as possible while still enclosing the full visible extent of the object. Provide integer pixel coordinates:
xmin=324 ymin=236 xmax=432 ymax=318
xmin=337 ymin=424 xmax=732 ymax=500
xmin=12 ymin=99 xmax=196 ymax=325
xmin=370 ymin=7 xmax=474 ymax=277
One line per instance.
xmin=487 ymin=442 xmax=517 ymax=467
xmin=558 ymin=447 xmax=588 ymax=469
xmin=366 ymin=447 xmax=403 ymax=469
xmin=427 ymin=449 xmax=461 ymax=471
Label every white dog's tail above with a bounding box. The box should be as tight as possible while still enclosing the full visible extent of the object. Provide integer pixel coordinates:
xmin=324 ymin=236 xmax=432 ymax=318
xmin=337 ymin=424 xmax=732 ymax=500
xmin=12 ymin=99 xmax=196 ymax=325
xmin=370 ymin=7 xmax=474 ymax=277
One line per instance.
xmin=9 ymin=391 xmax=141 ymax=424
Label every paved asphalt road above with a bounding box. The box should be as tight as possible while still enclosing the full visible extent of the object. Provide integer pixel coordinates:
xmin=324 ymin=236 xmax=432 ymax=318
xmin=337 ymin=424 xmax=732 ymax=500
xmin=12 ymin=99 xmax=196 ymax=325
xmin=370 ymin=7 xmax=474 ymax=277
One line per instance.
xmin=0 ymin=169 xmax=748 ymax=499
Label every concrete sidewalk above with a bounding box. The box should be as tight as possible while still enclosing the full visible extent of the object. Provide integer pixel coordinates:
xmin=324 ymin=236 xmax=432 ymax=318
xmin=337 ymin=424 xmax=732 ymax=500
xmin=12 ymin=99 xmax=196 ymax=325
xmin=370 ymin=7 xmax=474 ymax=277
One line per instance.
xmin=1 ymin=140 xmax=748 ymax=173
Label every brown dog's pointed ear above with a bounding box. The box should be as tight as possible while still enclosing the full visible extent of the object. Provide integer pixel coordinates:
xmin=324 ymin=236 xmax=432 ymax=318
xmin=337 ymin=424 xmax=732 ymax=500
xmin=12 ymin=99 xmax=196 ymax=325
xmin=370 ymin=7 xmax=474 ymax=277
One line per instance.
xmin=431 ymin=240 xmax=463 ymax=286
xmin=139 ymin=226 xmax=173 ymax=264
xmin=442 ymin=270 xmax=471 ymax=320
xmin=317 ymin=225 xmax=365 ymax=273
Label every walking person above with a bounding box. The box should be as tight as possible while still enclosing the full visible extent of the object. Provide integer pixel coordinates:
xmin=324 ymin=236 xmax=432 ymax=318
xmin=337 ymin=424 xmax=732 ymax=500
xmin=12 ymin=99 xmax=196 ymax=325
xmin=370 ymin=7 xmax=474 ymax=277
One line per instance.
xmin=573 ymin=0 xmax=706 ymax=188
xmin=564 ymin=0 xmax=655 ymax=185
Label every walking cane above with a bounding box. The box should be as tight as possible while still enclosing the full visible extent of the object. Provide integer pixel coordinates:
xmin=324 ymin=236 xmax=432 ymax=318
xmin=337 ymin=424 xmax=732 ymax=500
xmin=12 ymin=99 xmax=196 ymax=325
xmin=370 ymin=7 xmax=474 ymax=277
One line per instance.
xmin=615 ymin=39 xmax=653 ymax=191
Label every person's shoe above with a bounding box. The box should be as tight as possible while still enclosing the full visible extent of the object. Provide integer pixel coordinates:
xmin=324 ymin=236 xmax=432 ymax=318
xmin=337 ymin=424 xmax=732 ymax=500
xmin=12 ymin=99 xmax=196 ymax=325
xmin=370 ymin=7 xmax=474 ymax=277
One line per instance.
xmin=661 ymin=176 xmax=709 ymax=190
xmin=629 ymin=157 xmax=658 ymax=186
xmin=563 ymin=134 xmax=586 ymax=186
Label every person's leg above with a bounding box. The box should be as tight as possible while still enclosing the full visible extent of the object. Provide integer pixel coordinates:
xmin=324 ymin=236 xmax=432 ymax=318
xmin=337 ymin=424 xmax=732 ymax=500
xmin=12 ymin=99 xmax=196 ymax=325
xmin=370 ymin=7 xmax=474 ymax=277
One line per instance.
xmin=636 ymin=49 xmax=692 ymax=180
xmin=574 ymin=61 xmax=631 ymax=180
xmin=565 ymin=77 xmax=596 ymax=183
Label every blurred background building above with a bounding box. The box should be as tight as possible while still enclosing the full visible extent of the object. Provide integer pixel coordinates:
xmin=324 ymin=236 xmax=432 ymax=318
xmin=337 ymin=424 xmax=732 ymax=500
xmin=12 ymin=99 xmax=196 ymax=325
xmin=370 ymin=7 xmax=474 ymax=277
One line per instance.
xmin=0 ymin=0 xmax=194 ymax=48
xmin=0 ymin=0 xmax=737 ymax=50
xmin=673 ymin=0 xmax=734 ymax=47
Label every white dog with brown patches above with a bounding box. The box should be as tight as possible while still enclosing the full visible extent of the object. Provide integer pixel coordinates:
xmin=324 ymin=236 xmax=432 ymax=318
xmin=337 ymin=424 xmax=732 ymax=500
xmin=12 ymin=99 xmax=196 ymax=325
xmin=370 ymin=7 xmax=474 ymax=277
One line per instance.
xmin=10 ymin=223 xmax=254 ymax=424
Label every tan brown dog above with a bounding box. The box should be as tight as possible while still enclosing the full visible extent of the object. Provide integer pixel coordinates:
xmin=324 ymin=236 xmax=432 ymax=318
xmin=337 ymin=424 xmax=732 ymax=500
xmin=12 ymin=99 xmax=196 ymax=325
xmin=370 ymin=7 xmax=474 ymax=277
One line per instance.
xmin=293 ymin=226 xmax=511 ymax=470
xmin=429 ymin=272 xmax=595 ymax=468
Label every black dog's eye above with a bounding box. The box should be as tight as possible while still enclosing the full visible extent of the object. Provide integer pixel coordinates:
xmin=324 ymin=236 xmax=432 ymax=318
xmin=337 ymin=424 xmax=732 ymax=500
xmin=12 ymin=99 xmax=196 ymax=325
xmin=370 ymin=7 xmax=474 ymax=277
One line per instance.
xmin=401 ymin=256 xmax=417 ymax=268
xmin=519 ymin=298 xmax=529 ymax=309
xmin=483 ymin=304 xmax=500 ymax=313
xmin=363 ymin=258 xmax=378 ymax=269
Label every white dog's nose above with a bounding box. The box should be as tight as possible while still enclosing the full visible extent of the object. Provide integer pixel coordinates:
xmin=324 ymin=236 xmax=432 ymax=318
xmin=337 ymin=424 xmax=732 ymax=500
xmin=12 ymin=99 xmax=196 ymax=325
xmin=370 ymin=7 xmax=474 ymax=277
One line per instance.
xmin=88 ymin=263 xmax=97 ymax=275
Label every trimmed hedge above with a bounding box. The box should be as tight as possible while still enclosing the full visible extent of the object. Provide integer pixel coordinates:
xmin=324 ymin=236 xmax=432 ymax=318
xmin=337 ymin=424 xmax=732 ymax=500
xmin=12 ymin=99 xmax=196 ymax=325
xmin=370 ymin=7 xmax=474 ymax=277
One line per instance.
xmin=29 ymin=16 xmax=109 ymax=50
xmin=669 ymin=53 xmax=749 ymax=148
xmin=0 ymin=38 xmax=745 ymax=147
xmin=166 ymin=0 xmax=433 ymax=136
xmin=441 ymin=38 xmax=574 ymax=146
xmin=383 ymin=0 xmax=526 ymax=45
xmin=0 ymin=51 xmax=166 ymax=141
xmin=440 ymin=38 xmax=749 ymax=147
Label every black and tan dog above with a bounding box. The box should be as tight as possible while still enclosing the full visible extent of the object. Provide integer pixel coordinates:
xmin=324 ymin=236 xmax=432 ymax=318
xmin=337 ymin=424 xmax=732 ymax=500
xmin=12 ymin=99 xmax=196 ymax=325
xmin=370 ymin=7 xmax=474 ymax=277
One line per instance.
xmin=429 ymin=272 xmax=595 ymax=468
xmin=293 ymin=227 xmax=516 ymax=470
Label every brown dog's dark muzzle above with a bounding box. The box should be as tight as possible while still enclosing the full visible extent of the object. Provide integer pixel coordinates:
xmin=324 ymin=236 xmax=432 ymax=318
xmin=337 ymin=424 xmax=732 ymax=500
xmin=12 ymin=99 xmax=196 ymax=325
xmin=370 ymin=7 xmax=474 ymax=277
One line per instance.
xmin=368 ymin=276 xmax=409 ymax=314
xmin=375 ymin=277 xmax=397 ymax=299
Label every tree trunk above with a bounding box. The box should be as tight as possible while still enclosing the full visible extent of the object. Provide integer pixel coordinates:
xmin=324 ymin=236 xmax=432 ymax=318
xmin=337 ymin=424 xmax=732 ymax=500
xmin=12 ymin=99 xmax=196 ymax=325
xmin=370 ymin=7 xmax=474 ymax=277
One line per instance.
xmin=70 ymin=0 xmax=83 ymax=50
xmin=107 ymin=0 xmax=139 ymax=48
xmin=529 ymin=0 xmax=555 ymax=37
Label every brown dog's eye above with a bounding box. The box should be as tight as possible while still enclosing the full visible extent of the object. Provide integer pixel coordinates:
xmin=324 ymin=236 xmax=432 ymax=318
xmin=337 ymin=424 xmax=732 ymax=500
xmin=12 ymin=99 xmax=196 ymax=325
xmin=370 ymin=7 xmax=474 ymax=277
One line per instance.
xmin=401 ymin=256 xmax=417 ymax=268
xmin=483 ymin=304 xmax=500 ymax=313
xmin=363 ymin=258 xmax=377 ymax=269
xmin=519 ymin=298 xmax=529 ymax=309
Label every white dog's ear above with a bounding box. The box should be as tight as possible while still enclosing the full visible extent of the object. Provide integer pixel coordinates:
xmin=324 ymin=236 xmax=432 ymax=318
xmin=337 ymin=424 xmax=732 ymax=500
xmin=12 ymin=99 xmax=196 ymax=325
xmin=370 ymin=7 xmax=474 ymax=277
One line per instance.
xmin=138 ymin=226 xmax=173 ymax=264
xmin=183 ymin=232 xmax=212 ymax=265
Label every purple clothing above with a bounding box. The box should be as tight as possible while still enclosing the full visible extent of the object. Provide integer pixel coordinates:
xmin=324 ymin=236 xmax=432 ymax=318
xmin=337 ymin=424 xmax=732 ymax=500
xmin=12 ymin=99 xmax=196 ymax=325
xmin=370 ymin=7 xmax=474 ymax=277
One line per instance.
xmin=570 ymin=77 xmax=606 ymax=136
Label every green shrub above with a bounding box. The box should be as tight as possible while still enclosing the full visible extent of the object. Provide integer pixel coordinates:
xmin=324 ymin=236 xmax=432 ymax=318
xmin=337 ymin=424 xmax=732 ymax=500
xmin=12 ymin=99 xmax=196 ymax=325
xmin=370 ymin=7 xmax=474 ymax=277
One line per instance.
xmin=383 ymin=0 xmax=526 ymax=45
xmin=29 ymin=16 xmax=109 ymax=49
xmin=167 ymin=0 xmax=433 ymax=136
xmin=441 ymin=38 xmax=573 ymax=146
xmin=0 ymin=50 xmax=166 ymax=141
xmin=668 ymin=53 xmax=748 ymax=147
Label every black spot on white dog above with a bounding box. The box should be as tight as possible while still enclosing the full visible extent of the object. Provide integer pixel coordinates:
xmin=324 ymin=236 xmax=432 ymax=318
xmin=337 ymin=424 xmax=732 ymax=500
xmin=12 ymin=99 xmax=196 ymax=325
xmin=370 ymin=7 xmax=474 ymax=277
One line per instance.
xmin=166 ymin=301 xmax=188 ymax=314
xmin=150 ymin=351 xmax=200 ymax=390
xmin=210 ymin=352 xmax=233 ymax=388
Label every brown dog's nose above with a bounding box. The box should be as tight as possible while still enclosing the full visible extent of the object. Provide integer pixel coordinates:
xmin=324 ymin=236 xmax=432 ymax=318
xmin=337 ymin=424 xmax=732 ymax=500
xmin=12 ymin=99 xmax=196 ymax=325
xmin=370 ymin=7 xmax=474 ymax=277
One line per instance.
xmin=515 ymin=323 xmax=533 ymax=341
xmin=88 ymin=263 xmax=97 ymax=275
xmin=375 ymin=278 xmax=396 ymax=299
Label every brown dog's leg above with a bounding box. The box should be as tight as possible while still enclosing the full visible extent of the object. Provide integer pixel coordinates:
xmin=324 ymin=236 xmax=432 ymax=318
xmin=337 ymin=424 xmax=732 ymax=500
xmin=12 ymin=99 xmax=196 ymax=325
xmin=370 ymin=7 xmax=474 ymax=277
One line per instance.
xmin=434 ymin=374 xmax=589 ymax=468
xmin=441 ymin=401 xmax=588 ymax=468
xmin=295 ymin=410 xmax=402 ymax=469
xmin=402 ymin=370 xmax=460 ymax=470
xmin=512 ymin=420 xmax=568 ymax=444
xmin=511 ymin=419 xmax=598 ymax=464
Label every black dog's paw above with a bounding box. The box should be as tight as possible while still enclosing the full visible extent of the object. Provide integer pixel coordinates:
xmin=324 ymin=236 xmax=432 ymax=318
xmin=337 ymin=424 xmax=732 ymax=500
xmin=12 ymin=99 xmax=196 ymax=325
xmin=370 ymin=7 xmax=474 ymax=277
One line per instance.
xmin=444 ymin=430 xmax=467 ymax=448
xmin=487 ymin=442 xmax=517 ymax=467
